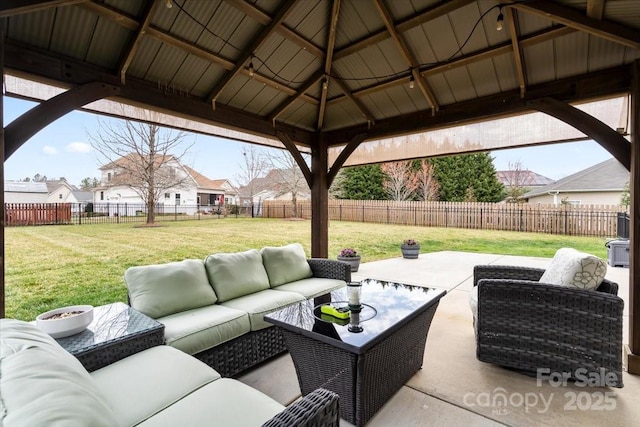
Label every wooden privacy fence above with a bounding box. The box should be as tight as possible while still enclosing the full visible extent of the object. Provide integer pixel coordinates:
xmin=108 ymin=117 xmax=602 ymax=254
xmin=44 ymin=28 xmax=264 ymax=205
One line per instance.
xmin=262 ymin=200 xmax=625 ymax=238
xmin=5 ymin=203 xmax=72 ymax=226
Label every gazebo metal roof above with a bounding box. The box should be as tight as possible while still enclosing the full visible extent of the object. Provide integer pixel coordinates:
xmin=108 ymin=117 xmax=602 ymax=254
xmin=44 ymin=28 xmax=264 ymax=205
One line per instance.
xmin=1 ymin=0 xmax=639 ymax=375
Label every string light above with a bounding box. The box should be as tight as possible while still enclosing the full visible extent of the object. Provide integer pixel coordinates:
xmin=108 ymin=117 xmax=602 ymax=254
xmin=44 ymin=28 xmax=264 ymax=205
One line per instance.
xmin=248 ymin=55 xmax=255 ymax=77
xmin=322 ymin=76 xmax=329 ymax=91
xmin=409 ymin=74 xmax=415 ymax=89
xmin=165 ymin=0 xmax=173 ymax=9
xmin=496 ymin=7 xmax=504 ymax=31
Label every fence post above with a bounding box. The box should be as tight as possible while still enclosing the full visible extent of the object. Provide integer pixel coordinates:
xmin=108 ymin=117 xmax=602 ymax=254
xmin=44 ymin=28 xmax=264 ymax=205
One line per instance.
xmin=362 ymin=204 xmax=365 ymax=222
xmin=175 ymin=204 xmax=178 ymax=221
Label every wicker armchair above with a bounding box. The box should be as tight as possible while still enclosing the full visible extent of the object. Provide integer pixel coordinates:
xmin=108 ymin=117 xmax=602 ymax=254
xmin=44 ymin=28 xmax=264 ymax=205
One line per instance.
xmin=473 ymin=265 xmax=624 ymax=388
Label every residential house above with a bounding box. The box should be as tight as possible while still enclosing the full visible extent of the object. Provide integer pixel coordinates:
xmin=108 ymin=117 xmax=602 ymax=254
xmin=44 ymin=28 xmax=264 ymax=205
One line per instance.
xmin=46 ymin=179 xmax=94 ymax=212
xmin=238 ymin=168 xmax=311 ymax=206
xmin=93 ymin=154 xmax=229 ymax=215
xmin=210 ymin=179 xmax=239 ymax=205
xmin=523 ymin=158 xmax=629 ymax=206
xmin=4 ymin=181 xmax=48 ymax=203
xmin=496 ymin=170 xmax=554 ymax=189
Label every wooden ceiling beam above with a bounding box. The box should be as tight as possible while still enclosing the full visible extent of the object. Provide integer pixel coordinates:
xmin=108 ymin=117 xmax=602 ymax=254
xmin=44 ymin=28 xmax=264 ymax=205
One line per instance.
xmin=373 ymin=0 xmax=438 ymax=113
xmin=511 ymin=0 xmax=640 ymax=49
xmin=118 ymin=0 xmax=158 ymax=84
xmin=80 ymin=1 xmax=316 ymax=104
xmin=506 ymin=8 xmax=527 ymax=98
xmin=333 ymin=77 xmax=376 ymax=125
xmin=325 ymin=64 xmax=631 ymax=145
xmin=268 ymin=70 xmax=324 ymax=121
xmin=0 ymin=0 xmax=87 ymax=17
xmin=328 ymin=26 xmax=574 ymax=106
xmin=586 ymin=0 xmax=605 ymax=19
xmin=224 ymin=0 xmax=324 ymax=58
xmin=334 ymin=0 xmax=475 ymax=60
xmin=206 ymin=0 xmax=296 ymax=105
xmin=317 ymin=0 xmax=341 ymax=130
xmin=2 ymin=41 xmax=315 ymax=146
xmin=276 ymin=131 xmax=312 ymax=187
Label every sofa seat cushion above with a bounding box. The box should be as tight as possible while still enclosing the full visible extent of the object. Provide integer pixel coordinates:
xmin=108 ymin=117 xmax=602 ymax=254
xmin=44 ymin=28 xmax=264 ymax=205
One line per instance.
xmin=204 ymin=249 xmax=271 ymax=302
xmin=0 ymin=319 xmax=119 ymax=427
xmin=158 ymin=305 xmax=250 ymax=355
xmin=125 ymin=259 xmax=218 ymax=318
xmin=273 ymin=277 xmax=346 ymax=299
xmin=220 ymin=289 xmax=305 ymax=331
xmin=261 ymin=243 xmax=313 ymax=287
xmin=137 ymin=378 xmax=285 ymax=427
xmin=91 ymin=345 xmax=220 ymax=427
xmin=539 ymin=248 xmax=607 ymax=291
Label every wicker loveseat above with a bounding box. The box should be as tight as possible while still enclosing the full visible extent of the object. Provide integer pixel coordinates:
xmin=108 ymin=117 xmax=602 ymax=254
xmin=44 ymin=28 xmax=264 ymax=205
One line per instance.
xmin=124 ymin=243 xmax=351 ymax=377
xmin=0 ymin=319 xmax=340 ymax=427
xmin=471 ymin=262 xmax=624 ymax=388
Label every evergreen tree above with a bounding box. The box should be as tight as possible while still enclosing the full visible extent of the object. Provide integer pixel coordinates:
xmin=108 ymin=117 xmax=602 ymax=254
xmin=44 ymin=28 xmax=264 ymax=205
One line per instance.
xmin=432 ymin=153 xmax=504 ymax=202
xmin=331 ymin=164 xmax=386 ymax=200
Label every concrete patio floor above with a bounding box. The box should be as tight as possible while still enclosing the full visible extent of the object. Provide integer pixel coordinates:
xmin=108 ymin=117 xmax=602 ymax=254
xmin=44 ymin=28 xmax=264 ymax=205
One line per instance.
xmin=238 ymin=251 xmax=638 ymax=426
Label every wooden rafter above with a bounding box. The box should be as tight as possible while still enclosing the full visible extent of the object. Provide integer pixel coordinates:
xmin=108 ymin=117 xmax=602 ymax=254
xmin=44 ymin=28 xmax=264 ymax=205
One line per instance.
xmin=224 ymin=0 xmax=323 ymax=58
xmin=334 ymin=0 xmax=475 ymax=61
xmin=118 ymin=0 xmax=158 ymax=84
xmin=0 ymin=0 xmax=87 ymax=17
xmin=276 ymin=131 xmax=312 ymax=188
xmin=506 ymin=8 xmax=527 ymax=98
xmin=79 ymin=1 xmax=316 ymax=104
xmin=586 ymin=0 xmax=605 ymax=19
xmin=511 ymin=0 xmax=640 ymax=49
xmin=206 ymin=0 xmax=296 ymax=105
xmin=317 ymin=0 xmax=341 ymax=130
xmin=373 ymin=0 xmax=438 ymax=113
xmin=327 ymin=26 xmax=575 ymax=106
xmin=333 ymin=78 xmax=376 ymax=125
xmin=268 ymin=70 xmax=324 ymax=121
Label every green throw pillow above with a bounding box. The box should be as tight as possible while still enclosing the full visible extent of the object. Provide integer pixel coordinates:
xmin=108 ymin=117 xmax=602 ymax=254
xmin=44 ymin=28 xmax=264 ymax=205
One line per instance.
xmin=124 ymin=259 xmax=217 ymax=318
xmin=261 ymin=243 xmax=313 ymax=287
xmin=204 ymin=249 xmax=271 ymax=302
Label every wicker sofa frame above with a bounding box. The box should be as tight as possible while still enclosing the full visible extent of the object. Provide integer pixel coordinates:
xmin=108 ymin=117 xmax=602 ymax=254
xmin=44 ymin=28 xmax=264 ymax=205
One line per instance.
xmin=262 ymin=388 xmax=340 ymax=427
xmin=162 ymin=258 xmax=351 ymax=378
xmin=473 ymin=265 xmax=624 ymax=388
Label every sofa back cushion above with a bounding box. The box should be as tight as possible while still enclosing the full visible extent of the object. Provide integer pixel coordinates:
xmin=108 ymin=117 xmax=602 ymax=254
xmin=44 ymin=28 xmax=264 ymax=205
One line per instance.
xmin=261 ymin=243 xmax=313 ymax=287
xmin=204 ymin=249 xmax=270 ymax=302
xmin=0 ymin=319 xmax=119 ymax=427
xmin=539 ymin=248 xmax=607 ymax=291
xmin=125 ymin=259 xmax=217 ymax=318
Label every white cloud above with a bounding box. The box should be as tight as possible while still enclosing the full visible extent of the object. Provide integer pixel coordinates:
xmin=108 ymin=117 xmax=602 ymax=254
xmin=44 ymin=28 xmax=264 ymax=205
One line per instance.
xmin=66 ymin=142 xmax=92 ymax=153
xmin=43 ymin=146 xmax=58 ymax=155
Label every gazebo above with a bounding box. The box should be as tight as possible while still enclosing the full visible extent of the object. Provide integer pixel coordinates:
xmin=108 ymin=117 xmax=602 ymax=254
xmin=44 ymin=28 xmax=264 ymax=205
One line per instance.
xmin=1 ymin=0 xmax=639 ymax=374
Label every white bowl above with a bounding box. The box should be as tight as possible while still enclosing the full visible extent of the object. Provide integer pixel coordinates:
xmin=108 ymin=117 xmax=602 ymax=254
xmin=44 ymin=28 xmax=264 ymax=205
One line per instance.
xmin=36 ymin=305 xmax=94 ymax=338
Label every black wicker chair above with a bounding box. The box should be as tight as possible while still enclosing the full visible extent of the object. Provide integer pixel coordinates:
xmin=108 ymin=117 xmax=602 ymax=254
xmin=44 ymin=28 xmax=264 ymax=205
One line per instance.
xmin=473 ymin=265 xmax=624 ymax=388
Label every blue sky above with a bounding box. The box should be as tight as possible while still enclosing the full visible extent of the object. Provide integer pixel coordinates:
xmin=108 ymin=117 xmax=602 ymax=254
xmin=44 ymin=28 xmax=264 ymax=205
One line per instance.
xmin=4 ymin=96 xmax=614 ymax=187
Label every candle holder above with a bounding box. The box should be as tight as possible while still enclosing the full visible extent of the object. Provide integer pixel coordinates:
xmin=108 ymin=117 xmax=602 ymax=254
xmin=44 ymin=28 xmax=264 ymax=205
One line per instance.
xmin=347 ymin=281 xmax=362 ymax=312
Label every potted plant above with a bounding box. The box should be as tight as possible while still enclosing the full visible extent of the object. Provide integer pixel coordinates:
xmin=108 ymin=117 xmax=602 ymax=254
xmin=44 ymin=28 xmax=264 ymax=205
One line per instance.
xmin=401 ymin=239 xmax=420 ymax=259
xmin=337 ymin=248 xmax=361 ymax=272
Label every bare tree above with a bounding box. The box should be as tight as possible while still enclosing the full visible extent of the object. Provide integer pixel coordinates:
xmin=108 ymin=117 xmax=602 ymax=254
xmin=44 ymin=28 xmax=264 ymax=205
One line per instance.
xmin=265 ymin=149 xmax=310 ymax=218
xmin=381 ymin=161 xmax=417 ymax=201
xmin=235 ymin=145 xmax=268 ymax=211
xmin=89 ymin=118 xmax=193 ymax=224
xmin=503 ymin=160 xmax=528 ymax=203
xmin=414 ymin=159 xmax=439 ymax=201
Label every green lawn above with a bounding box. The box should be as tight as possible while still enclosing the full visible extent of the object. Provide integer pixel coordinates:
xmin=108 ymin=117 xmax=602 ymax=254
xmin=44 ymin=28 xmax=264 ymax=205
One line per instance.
xmin=4 ymin=218 xmax=610 ymax=320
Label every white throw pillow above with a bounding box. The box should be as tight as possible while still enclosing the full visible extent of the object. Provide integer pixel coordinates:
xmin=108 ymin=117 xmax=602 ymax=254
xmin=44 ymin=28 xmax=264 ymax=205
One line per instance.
xmin=539 ymin=248 xmax=607 ymax=291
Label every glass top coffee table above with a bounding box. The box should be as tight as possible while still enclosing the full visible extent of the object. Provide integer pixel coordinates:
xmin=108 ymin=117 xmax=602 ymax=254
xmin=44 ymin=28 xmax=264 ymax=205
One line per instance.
xmin=54 ymin=302 xmax=164 ymax=371
xmin=265 ymin=279 xmax=446 ymax=426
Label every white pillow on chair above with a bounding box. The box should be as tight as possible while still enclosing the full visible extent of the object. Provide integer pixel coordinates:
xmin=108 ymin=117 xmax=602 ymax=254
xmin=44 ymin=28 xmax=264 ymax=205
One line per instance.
xmin=539 ymin=248 xmax=607 ymax=291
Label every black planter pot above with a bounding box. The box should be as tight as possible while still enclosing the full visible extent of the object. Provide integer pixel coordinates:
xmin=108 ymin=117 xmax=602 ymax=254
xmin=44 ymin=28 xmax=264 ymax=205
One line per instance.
xmin=401 ymin=244 xmax=420 ymax=259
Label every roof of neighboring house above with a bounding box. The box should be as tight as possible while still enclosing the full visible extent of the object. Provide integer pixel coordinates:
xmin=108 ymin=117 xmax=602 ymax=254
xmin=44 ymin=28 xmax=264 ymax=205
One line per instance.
xmin=524 ymin=158 xmax=629 ymax=198
xmin=496 ymin=170 xmax=554 ymax=187
xmin=45 ymin=179 xmax=77 ymax=193
xmin=72 ymin=191 xmax=94 ymax=202
xmin=4 ymin=181 xmax=48 ymax=193
xmin=183 ymin=167 xmax=224 ymax=192
xmin=238 ymin=169 xmax=305 ymax=199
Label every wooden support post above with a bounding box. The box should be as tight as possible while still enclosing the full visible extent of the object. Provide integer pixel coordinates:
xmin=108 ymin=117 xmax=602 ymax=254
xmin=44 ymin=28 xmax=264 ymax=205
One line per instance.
xmin=627 ymin=60 xmax=640 ymax=375
xmin=311 ymin=135 xmax=329 ymax=258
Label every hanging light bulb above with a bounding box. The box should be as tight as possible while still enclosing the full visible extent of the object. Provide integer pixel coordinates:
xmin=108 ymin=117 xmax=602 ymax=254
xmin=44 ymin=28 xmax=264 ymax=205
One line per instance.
xmin=248 ymin=55 xmax=255 ymax=77
xmin=323 ymin=76 xmax=329 ymax=91
xmin=496 ymin=7 xmax=504 ymax=31
xmin=165 ymin=0 xmax=173 ymax=9
xmin=409 ymin=74 xmax=415 ymax=89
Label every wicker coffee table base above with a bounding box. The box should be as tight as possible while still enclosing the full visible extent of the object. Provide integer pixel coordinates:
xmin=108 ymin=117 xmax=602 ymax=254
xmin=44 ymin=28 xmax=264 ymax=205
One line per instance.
xmin=281 ymin=303 xmax=439 ymax=426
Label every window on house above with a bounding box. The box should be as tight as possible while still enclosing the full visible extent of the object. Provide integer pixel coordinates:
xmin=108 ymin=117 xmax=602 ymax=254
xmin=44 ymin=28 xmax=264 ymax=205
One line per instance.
xmin=59 ymin=194 xmax=63 ymax=199
xmin=175 ymin=193 xmax=181 ymax=205
xmin=165 ymin=193 xmax=170 ymax=199
xmin=100 ymin=191 xmax=104 ymax=201
xmin=107 ymin=172 xmax=111 ymax=181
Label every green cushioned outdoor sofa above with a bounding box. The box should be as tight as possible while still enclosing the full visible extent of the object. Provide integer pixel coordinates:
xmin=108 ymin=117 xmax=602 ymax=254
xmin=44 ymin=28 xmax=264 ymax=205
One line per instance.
xmin=124 ymin=243 xmax=351 ymax=377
